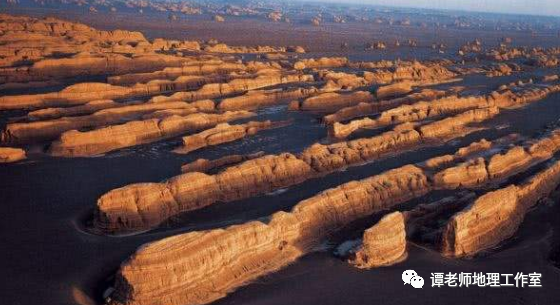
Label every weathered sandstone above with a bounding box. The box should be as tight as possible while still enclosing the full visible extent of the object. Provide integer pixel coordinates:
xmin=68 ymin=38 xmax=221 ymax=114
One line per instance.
xmin=323 ymin=89 xmax=448 ymax=124
xmin=48 ymin=111 xmax=254 ymax=157
xmin=174 ymin=120 xmax=289 ymax=154
xmin=441 ymin=159 xmax=560 ymax=257
xmin=106 ymin=128 xmax=560 ymax=304
xmin=181 ymin=152 xmax=265 ymax=173
xmin=299 ymin=91 xmax=375 ymax=112
xmin=2 ymin=100 xmax=215 ymax=144
xmin=348 ymin=212 xmax=407 ymax=268
xmin=149 ymin=73 xmax=314 ymax=104
xmin=108 ymin=165 xmax=430 ymax=305
xmin=294 ymin=57 xmax=348 ymax=70
xmin=94 ymin=107 xmax=499 ymax=233
xmin=0 ymin=147 xmax=26 ymax=163
xmin=218 ymin=87 xmax=318 ymax=111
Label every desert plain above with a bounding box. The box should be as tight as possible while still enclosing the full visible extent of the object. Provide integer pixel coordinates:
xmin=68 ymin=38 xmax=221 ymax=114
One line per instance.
xmin=1 ymin=1 xmax=560 ymax=305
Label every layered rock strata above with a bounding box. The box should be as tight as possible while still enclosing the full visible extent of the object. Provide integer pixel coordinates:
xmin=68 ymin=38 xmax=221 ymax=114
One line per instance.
xmin=323 ymin=89 xmax=449 ymax=124
xmin=108 ymin=165 xmax=429 ymax=305
xmin=218 ymin=87 xmax=318 ymax=111
xmin=0 ymin=74 xmax=230 ymax=110
xmin=48 ymin=111 xmax=254 ymax=157
xmin=2 ymin=100 xmax=215 ymax=144
xmin=148 ymin=74 xmax=314 ymax=104
xmin=106 ymin=129 xmax=560 ymax=305
xmin=330 ymin=81 xmax=560 ymax=138
xmin=94 ymin=107 xmax=499 ymax=233
xmin=174 ymin=120 xmax=289 ymax=154
xmin=299 ymin=91 xmax=375 ymax=112
xmin=181 ymin=152 xmax=265 ymax=173
xmin=348 ymin=212 xmax=407 ymax=268
xmin=441 ymin=159 xmax=560 ymax=257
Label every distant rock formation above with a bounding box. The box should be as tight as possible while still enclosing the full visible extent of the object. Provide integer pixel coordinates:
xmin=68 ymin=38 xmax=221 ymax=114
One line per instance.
xmin=294 ymin=57 xmax=348 ymax=70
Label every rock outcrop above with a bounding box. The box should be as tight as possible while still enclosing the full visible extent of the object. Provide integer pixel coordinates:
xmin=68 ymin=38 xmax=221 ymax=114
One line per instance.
xmin=148 ymin=73 xmax=314 ymax=104
xmin=330 ymin=81 xmax=560 ymax=138
xmin=299 ymin=91 xmax=375 ymax=112
xmin=27 ymin=100 xmax=120 ymax=121
xmin=107 ymin=165 xmax=430 ymax=305
xmin=323 ymin=89 xmax=448 ymax=124
xmin=294 ymin=57 xmax=348 ymax=70
xmin=2 ymin=100 xmax=215 ymax=144
xmin=441 ymin=159 xmax=560 ymax=257
xmin=106 ymin=127 xmax=560 ymax=304
xmin=348 ymin=212 xmax=407 ymax=268
xmin=181 ymin=152 xmax=265 ymax=173
xmin=0 ymin=147 xmax=26 ymax=163
xmin=94 ymin=107 xmax=499 ymax=233
xmin=218 ymin=87 xmax=318 ymax=111
xmin=174 ymin=120 xmax=289 ymax=154
xmin=48 ymin=111 xmax=254 ymax=157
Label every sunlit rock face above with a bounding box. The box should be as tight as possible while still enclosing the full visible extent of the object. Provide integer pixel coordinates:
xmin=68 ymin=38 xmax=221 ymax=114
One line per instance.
xmin=348 ymin=212 xmax=408 ymax=269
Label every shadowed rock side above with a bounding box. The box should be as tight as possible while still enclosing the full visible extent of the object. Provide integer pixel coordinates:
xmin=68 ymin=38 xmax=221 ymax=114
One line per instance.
xmin=48 ymin=111 xmax=254 ymax=157
xmin=0 ymin=147 xmax=26 ymax=163
xmin=174 ymin=120 xmax=289 ymax=154
xmin=348 ymin=212 xmax=407 ymax=268
xmin=107 ymin=129 xmax=560 ymax=305
xmin=403 ymin=191 xmax=477 ymax=242
xmin=2 ymin=100 xmax=215 ymax=144
xmin=94 ymin=107 xmax=498 ymax=234
xmin=441 ymin=159 xmax=560 ymax=257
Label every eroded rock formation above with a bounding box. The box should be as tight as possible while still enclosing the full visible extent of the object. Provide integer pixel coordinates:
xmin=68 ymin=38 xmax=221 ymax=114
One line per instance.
xmin=0 ymin=147 xmax=26 ymax=163
xmin=441 ymin=159 xmax=560 ymax=257
xmin=2 ymin=100 xmax=215 ymax=144
xmin=181 ymin=152 xmax=265 ymax=173
xmin=107 ymin=165 xmax=430 ymax=305
xmin=174 ymin=120 xmax=288 ymax=154
xmin=48 ymin=111 xmax=254 ymax=157
xmin=348 ymin=212 xmax=407 ymax=268
xmin=94 ymin=106 xmax=500 ymax=233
